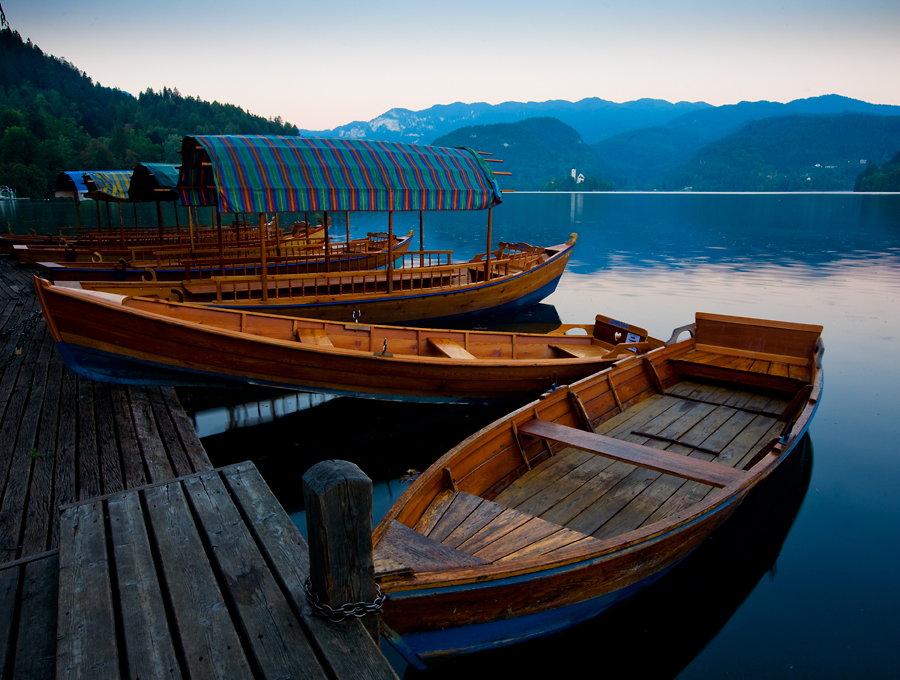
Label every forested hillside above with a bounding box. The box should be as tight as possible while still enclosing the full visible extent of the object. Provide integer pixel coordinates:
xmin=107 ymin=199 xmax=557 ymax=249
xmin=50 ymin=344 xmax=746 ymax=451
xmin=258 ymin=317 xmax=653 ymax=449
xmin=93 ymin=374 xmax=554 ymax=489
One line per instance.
xmin=432 ymin=118 xmax=612 ymax=191
xmin=0 ymin=28 xmax=296 ymax=198
xmin=855 ymin=151 xmax=900 ymax=192
xmin=660 ymin=114 xmax=900 ymax=191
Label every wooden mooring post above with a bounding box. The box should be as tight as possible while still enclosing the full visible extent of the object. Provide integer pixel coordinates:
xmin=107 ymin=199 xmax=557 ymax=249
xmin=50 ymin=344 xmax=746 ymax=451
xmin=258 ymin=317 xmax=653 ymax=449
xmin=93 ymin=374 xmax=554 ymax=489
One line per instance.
xmin=302 ymin=460 xmax=380 ymax=641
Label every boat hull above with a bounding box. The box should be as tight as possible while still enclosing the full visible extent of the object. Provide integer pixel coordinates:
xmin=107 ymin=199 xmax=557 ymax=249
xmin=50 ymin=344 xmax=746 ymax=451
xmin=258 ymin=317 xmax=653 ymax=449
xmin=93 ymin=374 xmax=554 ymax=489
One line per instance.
xmin=380 ymin=490 xmax=744 ymax=668
xmin=373 ymin=313 xmax=824 ymax=667
xmin=35 ymin=233 xmax=413 ymax=282
xmin=63 ymin=240 xmax=574 ymax=325
xmin=35 ymin=278 xmax=643 ymax=404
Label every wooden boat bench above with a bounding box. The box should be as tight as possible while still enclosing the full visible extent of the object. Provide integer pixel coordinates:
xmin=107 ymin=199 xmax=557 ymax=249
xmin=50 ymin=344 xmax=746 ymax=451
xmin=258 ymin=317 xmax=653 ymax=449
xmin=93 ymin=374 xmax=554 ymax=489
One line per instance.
xmin=517 ymin=419 xmax=745 ymax=488
xmin=376 ymin=490 xmax=600 ymax=577
xmin=428 ymin=337 xmax=476 ymax=359
xmin=666 ymin=312 xmax=823 ymax=392
xmin=296 ymin=327 xmax=334 ymax=346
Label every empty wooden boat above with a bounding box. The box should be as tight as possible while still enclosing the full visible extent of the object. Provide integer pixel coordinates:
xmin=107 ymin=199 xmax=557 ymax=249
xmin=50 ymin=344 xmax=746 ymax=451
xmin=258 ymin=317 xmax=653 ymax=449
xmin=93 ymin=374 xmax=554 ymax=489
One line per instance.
xmin=34 ymin=230 xmax=413 ymax=282
xmin=34 ymin=276 xmax=660 ymax=403
xmin=52 ymin=236 xmax=574 ymax=324
xmin=372 ymin=312 xmax=823 ymax=667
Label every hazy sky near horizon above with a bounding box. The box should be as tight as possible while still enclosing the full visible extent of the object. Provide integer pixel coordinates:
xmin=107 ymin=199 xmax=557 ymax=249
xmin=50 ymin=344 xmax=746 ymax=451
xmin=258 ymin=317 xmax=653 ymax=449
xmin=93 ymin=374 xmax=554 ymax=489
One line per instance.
xmin=8 ymin=0 xmax=900 ymax=130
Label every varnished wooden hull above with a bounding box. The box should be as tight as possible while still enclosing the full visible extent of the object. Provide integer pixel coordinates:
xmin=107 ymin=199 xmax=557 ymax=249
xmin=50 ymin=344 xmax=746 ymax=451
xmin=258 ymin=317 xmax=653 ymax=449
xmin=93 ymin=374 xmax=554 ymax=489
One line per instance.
xmin=35 ymin=233 xmax=413 ymax=282
xmin=57 ymin=240 xmax=575 ymax=325
xmin=34 ymin=278 xmax=656 ymax=403
xmin=373 ymin=313 xmax=824 ymax=667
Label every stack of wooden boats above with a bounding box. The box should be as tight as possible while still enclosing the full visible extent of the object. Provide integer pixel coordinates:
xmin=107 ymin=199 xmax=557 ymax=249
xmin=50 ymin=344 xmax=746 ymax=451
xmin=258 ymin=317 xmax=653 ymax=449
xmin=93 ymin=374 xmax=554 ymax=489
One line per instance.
xmin=372 ymin=312 xmax=823 ymax=667
xmin=32 ymin=135 xmax=576 ymax=325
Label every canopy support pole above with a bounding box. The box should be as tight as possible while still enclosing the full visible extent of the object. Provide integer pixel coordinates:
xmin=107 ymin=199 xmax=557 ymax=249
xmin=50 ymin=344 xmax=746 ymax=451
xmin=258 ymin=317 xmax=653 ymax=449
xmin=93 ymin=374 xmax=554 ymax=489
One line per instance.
xmin=174 ymin=204 xmax=180 ymax=232
xmin=96 ymin=200 xmax=101 ymax=230
xmin=117 ymin=202 xmax=125 ymax=247
xmin=216 ymin=206 xmax=224 ymax=276
xmin=324 ymin=211 xmax=330 ymax=272
xmin=188 ymin=207 xmax=195 ymax=258
xmin=484 ymin=207 xmax=493 ymax=282
xmin=419 ymin=210 xmax=424 ymax=267
xmin=387 ymin=205 xmax=394 ymax=294
xmin=345 ymin=211 xmax=350 ymax=253
xmin=156 ymin=200 xmax=163 ymax=243
xmin=274 ymin=213 xmax=281 ymax=257
xmin=105 ymin=201 xmax=112 ymax=231
xmin=259 ymin=213 xmax=268 ymax=302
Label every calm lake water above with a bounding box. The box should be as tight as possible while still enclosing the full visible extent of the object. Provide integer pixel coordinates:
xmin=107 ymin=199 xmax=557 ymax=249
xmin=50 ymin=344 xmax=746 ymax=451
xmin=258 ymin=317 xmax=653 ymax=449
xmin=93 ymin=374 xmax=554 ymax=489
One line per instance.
xmin=8 ymin=192 xmax=900 ymax=678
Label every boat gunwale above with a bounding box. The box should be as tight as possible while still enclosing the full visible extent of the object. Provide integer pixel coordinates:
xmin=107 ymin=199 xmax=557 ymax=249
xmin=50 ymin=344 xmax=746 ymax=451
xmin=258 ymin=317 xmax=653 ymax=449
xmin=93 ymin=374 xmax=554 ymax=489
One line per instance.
xmin=194 ymin=239 xmax=575 ymax=311
xmin=35 ymin=276 xmax=654 ymax=370
xmin=372 ymin=333 xmax=823 ymax=591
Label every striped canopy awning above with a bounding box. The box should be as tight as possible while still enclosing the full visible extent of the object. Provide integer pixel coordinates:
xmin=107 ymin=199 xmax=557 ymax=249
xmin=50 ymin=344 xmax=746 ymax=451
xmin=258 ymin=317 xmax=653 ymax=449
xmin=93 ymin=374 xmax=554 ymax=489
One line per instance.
xmin=83 ymin=171 xmax=133 ymax=202
xmin=177 ymin=135 xmax=502 ymax=214
xmin=128 ymin=163 xmax=180 ymax=202
xmin=54 ymin=171 xmax=92 ymax=199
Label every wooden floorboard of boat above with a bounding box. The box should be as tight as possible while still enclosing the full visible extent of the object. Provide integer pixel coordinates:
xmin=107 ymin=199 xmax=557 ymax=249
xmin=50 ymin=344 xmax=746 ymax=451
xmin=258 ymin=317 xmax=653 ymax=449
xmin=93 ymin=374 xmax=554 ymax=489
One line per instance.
xmin=491 ymin=383 xmax=789 ymax=544
xmin=419 ymin=491 xmax=599 ymax=564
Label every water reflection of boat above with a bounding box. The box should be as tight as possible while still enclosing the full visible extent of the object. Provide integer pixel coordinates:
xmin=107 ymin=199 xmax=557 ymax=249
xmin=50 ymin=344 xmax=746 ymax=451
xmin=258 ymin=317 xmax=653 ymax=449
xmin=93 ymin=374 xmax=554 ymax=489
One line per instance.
xmin=407 ymin=434 xmax=813 ymax=679
xmin=373 ymin=312 xmax=823 ymax=668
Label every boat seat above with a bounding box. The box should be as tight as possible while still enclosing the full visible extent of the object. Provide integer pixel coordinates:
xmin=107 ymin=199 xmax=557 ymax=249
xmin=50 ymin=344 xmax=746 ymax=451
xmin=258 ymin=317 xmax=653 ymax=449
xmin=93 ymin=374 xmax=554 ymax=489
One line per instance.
xmin=669 ymin=312 xmax=820 ymax=389
xmin=427 ymin=337 xmax=476 ymax=359
xmin=295 ymin=328 xmax=334 ymax=347
xmin=517 ymin=419 xmax=745 ymax=488
xmin=409 ymin=490 xmax=599 ymax=565
xmin=550 ymin=343 xmax=610 ymax=359
xmin=671 ymin=349 xmax=810 ymax=391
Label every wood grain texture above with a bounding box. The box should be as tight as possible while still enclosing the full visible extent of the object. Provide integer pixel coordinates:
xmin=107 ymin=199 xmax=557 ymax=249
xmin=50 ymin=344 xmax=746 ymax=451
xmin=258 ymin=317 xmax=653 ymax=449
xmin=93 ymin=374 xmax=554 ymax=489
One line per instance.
xmin=222 ymin=464 xmax=398 ymax=680
xmin=144 ymin=482 xmax=252 ymax=680
xmin=518 ymin=419 xmax=745 ymax=488
xmin=107 ymin=492 xmax=182 ymax=680
xmin=56 ymin=502 xmax=119 ymax=680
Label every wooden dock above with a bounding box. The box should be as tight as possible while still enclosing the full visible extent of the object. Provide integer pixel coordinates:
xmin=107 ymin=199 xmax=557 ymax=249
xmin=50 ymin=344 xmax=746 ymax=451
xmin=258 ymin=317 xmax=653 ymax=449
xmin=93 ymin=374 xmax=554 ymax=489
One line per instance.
xmin=0 ymin=257 xmax=396 ymax=679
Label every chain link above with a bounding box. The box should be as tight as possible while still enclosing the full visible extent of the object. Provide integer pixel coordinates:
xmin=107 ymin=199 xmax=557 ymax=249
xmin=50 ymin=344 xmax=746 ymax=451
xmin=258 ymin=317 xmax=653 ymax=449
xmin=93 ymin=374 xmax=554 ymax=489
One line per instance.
xmin=304 ymin=576 xmax=385 ymax=623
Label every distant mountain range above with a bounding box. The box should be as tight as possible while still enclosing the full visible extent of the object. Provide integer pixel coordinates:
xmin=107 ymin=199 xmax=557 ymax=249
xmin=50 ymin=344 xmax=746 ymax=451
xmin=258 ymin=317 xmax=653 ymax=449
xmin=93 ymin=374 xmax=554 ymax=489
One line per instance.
xmin=299 ymin=99 xmax=711 ymax=146
xmin=303 ymin=94 xmax=900 ymax=190
xmin=3 ymin=23 xmax=899 ymax=195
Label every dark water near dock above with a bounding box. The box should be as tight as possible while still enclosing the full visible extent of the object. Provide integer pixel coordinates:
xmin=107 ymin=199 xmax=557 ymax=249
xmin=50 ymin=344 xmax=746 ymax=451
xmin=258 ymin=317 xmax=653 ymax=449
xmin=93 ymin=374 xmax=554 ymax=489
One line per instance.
xmin=11 ymin=192 xmax=900 ymax=677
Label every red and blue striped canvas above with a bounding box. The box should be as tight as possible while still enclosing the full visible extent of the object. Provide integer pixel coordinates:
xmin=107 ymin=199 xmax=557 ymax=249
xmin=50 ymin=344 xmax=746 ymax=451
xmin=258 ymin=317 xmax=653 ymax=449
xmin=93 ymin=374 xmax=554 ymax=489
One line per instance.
xmin=176 ymin=135 xmax=502 ymax=213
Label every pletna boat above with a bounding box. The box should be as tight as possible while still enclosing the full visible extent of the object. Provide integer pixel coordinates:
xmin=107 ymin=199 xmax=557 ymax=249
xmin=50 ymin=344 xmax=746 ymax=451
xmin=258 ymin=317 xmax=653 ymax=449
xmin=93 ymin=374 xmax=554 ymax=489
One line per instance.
xmin=52 ymin=134 xmax=569 ymax=325
xmin=34 ymin=276 xmax=660 ymax=403
xmin=34 ymin=230 xmax=412 ymax=282
xmin=372 ymin=312 xmax=823 ymax=667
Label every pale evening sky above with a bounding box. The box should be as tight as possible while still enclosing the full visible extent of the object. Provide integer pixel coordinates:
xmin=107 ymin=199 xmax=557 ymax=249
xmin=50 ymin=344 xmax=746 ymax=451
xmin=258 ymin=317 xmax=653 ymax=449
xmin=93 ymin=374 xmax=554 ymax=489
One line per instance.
xmin=7 ymin=0 xmax=900 ymax=130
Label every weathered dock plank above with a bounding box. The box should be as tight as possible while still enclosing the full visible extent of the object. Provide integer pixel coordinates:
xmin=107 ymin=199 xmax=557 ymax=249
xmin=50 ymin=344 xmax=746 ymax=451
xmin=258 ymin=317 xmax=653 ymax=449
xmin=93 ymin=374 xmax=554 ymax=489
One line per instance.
xmin=57 ymin=463 xmax=397 ymax=680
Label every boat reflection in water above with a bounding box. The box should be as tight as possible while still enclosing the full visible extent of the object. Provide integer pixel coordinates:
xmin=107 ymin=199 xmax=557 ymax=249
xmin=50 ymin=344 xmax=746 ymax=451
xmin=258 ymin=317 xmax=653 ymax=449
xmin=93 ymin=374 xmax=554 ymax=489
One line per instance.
xmin=407 ymin=435 xmax=813 ymax=680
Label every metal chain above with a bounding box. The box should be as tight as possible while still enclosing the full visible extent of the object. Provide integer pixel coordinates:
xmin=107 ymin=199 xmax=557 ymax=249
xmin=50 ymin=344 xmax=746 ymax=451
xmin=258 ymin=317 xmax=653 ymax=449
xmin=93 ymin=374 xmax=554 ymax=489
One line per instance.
xmin=304 ymin=576 xmax=384 ymax=623
xmin=0 ymin=309 xmax=43 ymax=374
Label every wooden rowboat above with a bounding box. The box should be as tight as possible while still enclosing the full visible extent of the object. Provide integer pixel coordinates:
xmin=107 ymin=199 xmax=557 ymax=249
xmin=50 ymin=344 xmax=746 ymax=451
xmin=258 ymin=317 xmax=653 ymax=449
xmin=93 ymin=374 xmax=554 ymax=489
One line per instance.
xmin=49 ymin=236 xmax=576 ymax=325
xmin=34 ymin=276 xmax=661 ymax=403
xmin=372 ymin=312 xmax=823 ymax=667
xmin=34 ymin=230 xmax=413 ymax=282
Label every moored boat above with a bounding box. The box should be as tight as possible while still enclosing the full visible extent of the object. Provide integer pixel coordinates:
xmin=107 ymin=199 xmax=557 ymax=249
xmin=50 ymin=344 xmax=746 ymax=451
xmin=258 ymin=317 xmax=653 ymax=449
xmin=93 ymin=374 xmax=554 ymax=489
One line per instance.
xmin=372 ymin=312 xmax=823 ymax=667
xmin=34 ymin=276 xmax=660 ymax=402
xmin=34 ymin=230 xmax=413 ymax=282
xmin=51 ymin=235 xmax=575 ymax=324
